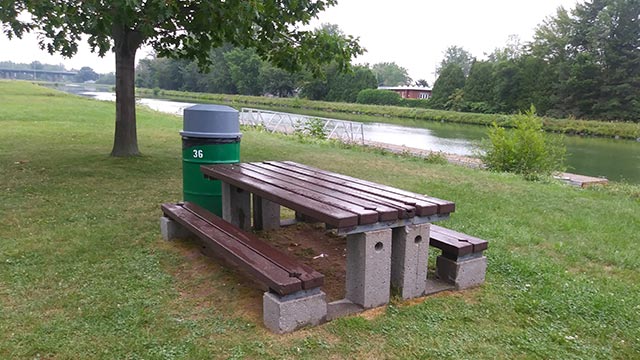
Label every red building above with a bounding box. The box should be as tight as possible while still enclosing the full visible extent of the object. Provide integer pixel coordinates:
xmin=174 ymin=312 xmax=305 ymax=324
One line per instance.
xmin=378 ymin=86 xmax=432 ymax=99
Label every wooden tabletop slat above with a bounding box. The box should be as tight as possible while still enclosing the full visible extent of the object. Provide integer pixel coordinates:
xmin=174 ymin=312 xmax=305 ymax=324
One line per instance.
xmin=242 ymin=163 xmax=399 ymax=222
xmin=250 ymin=162 xmax=417 ymax=219
xmin=279 ymin=161 xmax=455 ymax=214
xmin=201 ymin=164 xmax=359 ymax=228
xmin=221 ymin=164 xmax=379 ymax=225
xmin=270 ymin=161 xmax=449 ymax=216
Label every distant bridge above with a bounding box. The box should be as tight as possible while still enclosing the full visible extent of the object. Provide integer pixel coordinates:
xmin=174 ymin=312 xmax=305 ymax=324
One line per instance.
xmin=0 ymin=68 xmax=77 ymax=81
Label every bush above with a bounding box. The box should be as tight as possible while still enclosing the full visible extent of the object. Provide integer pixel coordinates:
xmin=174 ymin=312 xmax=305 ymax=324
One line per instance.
xmin=356 ymin=89 xmax=401 ymax=106
xmin=481 ymin=106 xmax=566 ymax=180
xmin=398 ymin=98 xmax=432 ymax=109
xmin=293 ymin=117 xmax=327 ymax=140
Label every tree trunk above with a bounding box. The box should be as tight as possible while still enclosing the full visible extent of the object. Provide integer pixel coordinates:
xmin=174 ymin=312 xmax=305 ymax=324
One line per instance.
xmin=111 ymin=28 xmax=142 ymax=157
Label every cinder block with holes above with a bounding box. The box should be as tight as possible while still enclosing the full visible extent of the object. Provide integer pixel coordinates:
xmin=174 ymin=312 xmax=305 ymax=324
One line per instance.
xmin=345 ymin=228 xmax=392 ymax=308
xmin=391 ymin=224 xmax=430 ymax=299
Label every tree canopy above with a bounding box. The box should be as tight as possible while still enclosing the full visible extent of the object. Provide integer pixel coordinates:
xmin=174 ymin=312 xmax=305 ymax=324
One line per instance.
xmin=436 ymin=46 xmax=474 ymax=77
xmin=0 ymin=1 xmax=363 ymax=156
xmin=371 ymin=62 xmax=412 ymax=86
xmin=430 ymin=63 xmax=465 ymax=109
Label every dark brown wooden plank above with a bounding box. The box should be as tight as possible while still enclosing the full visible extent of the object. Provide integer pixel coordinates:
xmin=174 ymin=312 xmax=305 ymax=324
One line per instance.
xmin=258 ymin=161 xmax=418 ymax=217
xmin=200 ymin=164 xmax=359 ymax=228
xmin=248 ymin=162 xmax=414 ymax=219
xmin=241 ymin=163 xmax=399 ymax=222
xmin=430 ymin=225 xmax=488 ymax=253
xmin=280 ymin=161 xmax=456 ymax=214
xmin=223 ymin=165 xmax=379 ymax=225
xmin=269 ymin=161 xmax=442 ymax=216
xmin=429 ymin=229 xmax=473 ymax=256
xmin=183 ymin=202 xmax=324 ymax=290
xmin=161 ymin=203 xmax=301 ymax=295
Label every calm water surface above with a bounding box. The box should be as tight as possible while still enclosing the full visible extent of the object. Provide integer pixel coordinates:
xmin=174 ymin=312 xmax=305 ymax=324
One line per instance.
xmin=66 ymin=87 xmax=640 ymax=184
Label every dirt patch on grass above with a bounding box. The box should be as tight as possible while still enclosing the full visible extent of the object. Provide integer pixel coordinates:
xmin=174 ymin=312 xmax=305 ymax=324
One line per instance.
xmin=259 ymin=222 xmax=347 ymax=302
xmin=160 ymin=240 xmax=264 ymax=321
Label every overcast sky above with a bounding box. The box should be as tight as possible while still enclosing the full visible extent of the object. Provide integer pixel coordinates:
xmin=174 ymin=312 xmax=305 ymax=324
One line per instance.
xmin=0 ymin=0 xmax=579 ymax=84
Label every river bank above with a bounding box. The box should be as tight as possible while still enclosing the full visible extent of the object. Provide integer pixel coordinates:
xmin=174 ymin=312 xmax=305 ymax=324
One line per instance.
xmin=40 ymin=82 xmax=640 ymax=184
xmin=136 ymin=87 xmax=640 ymax=140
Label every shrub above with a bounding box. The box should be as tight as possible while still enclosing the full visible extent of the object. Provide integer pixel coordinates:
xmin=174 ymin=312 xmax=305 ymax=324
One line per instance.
xmin=356 ymin=89 xmax=401 ymax=106
xmin=293 ymin=117 xmax=327 ymax=140
xmin=398 ymin=98 xmax=431 ymax=109
xmin=481 ymin=106 xmax=566 ymax=180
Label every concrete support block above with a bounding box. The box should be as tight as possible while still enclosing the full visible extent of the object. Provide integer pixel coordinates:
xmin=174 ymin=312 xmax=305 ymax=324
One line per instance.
xmin=436 ymin=255 xmax=487 ymax=289
xmin=345 ymin=229 xmax=392 ymax=308
xmin=391 ymin=224 xmax=430 ymax=299
xmin=253 ymin=195 xmax=280 ymax=231
xmin=221 ymin=182 xmax=251 ymax=230
xmin=160 ymin=216 xmax=191 ymax=241
xmin=263 ymin=288 xmax=327 ymax=334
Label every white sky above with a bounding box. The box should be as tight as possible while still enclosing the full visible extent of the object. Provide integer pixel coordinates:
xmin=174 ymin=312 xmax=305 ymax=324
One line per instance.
xmin=0 ymin=0 xmax=579 ymax=83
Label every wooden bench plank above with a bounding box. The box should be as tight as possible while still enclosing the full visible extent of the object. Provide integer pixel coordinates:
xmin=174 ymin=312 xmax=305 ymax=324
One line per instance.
xmin=241 ymin=162 xmax=399 ymax=222
xmin=430 ymin=225 xmax=488 ymax=253
xmin=278 ymin=161 xmax=455 ymax=215
xmin=182 ymin=202 xmax=324 ymax=290
xmin=249 ymin=162 xmax=415 ymax=219
xmin=200 ymin=164 xmax=359 ymax=228
xmin=429 ymin=224 xmax=488 ymax=257
xmin=162 ymin=203 xmax=302 ymax=295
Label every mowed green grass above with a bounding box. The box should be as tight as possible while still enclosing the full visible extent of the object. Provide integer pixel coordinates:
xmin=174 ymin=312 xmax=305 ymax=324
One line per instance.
xmin=1 ymin=80 xmax=639 ymax=359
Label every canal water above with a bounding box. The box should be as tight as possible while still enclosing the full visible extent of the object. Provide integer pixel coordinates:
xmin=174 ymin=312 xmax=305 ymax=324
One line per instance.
xmin=70 ymin=87 xmax=640 ymax=184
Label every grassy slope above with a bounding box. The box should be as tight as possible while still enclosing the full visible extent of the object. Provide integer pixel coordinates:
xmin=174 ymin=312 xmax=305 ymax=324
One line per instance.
xmin=1 ymin=80 xmax=639 ymax=359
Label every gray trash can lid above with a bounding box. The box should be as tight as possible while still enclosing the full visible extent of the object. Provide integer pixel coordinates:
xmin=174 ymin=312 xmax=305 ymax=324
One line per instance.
xmin=180 ymin=104 xmax=242 ymax=139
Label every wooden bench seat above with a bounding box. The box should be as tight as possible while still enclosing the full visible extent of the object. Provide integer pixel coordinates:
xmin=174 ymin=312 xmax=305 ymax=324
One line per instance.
xmin=428 ymin=224 xmax=489 ymax=289
xmin=161 ymin=202 xmax=324 ymax=296
xmin=429 ymin=224 xmax=488 ymax=259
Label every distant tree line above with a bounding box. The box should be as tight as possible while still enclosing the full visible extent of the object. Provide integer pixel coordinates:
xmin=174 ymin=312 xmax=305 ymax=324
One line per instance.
xmin=431 ymin=0 xmax=640 ymax=122
xmin=136 ymin=44 xmax=385 ymax=102
xmin=134 ymin=23 xmax=430 ymax=102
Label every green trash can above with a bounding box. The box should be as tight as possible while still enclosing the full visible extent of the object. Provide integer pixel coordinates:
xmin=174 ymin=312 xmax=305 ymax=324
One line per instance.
xmin=181 ymin=104 xmax=241 ymax=215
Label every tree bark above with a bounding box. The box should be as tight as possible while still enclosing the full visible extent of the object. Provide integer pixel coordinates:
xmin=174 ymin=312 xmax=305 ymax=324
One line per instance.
xmin=111 ymin=27 xmax=143 ymax=157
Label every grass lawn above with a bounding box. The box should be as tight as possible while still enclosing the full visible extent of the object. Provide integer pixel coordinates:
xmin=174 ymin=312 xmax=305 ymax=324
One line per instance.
xmin=1 ymin=80 xmax=639 ymax=359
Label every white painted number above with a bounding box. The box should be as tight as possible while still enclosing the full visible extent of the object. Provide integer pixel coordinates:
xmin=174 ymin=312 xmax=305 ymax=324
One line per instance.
xmin=193 ymin=149 xmax=203 ymax=158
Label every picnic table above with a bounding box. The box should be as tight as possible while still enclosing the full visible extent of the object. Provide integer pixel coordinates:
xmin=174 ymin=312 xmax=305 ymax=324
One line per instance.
xmin=200 ymin=161 xmax=455 ymax=311
xmin=162 ymin=160 xmax=489 ymax=332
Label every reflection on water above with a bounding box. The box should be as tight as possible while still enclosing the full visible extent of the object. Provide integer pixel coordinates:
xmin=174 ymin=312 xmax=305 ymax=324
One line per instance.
xmin=82 ymin=91 xmax=196 ymax=116
xmin=364 ymin=122 xmax=479 ymax=156
xmin=71 ymin=88 xmax=640 ymax=184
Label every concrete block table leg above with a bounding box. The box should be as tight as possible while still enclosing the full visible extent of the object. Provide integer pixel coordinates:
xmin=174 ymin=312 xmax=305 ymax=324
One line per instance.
xmin=253 ymin=195 xmax=280 ymax=230
xmin=345 ymin=229 xmax=392 ymax=308
xmin=436 ymin=254 xmax=487 ymax=289
xmin=221 ymin=182 xmax=251 ymax=230
xmin=160 ymin=216 xmax=191 ymax=241
xmin=391 ymin=224 xmax=430 ymax=299
xmin=263 ymin=289 xmax=327 ymax=334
